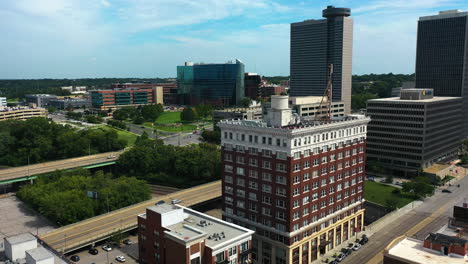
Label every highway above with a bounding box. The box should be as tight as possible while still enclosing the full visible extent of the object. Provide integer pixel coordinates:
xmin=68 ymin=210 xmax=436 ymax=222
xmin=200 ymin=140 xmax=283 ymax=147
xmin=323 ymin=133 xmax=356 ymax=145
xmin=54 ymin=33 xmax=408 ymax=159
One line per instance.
xmin=39 ymin=180 xmax=221 ymax=253
xmin=0 ymin=151 xmax=123 ymax=184
xmin=342 ymin=176 xmax=468 ymax=264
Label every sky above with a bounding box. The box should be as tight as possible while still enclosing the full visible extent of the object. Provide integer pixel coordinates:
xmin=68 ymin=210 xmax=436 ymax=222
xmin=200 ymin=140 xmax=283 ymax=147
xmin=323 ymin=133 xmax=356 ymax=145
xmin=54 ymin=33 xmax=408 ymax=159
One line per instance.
xmin=1 ymin=0 xmax=468 ymax=79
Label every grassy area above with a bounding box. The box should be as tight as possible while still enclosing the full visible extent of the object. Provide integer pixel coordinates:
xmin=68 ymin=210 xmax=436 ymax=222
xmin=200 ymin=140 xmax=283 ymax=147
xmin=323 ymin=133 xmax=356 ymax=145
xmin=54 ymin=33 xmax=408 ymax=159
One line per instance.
xmin=442 ymin=175 xmax=455 ymax=184
xmin=365 ymin=181 xmax=415 ymax=208
xmin=144 ymin=122 xmax=197 ymax=132
xmin=155 ymin=111 xmax=182 ymax=124
xmin=97 ymin=126 xmax=139 ymax=147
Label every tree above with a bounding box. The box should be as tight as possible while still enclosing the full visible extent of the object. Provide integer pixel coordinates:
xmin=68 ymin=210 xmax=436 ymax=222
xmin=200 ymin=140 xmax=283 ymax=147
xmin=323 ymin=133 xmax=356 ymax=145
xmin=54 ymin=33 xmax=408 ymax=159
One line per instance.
xmin=201 ymin=130 xmax=221 ymax=144
xmin=195 ymin=104 xmax=213 ymax=119
xmin=181 ymin=107 xmax=196 ymax=122
xmin=47 ymin=107 xmax=57 ymax=113
xmin=240 ymin=97 xmax=252 ymax=108
xmin=351 ymin=93 xmax=378 ymax=110
xmin=141 ymin=104 xmax=163 ymax=122
xmin=385 ymin=198 xmax=399 ymax=212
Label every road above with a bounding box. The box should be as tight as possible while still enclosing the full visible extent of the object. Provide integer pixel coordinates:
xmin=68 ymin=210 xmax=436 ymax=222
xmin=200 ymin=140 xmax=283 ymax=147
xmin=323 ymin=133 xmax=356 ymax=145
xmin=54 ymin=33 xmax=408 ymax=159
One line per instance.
xmin=342 ymin=176 xmax=468 ymax=264
xmin=126 ymin=122 xmax=203 ymax=146
xmin=0 ymin=151 xmax=123 ymax=183
xmin=40 ymin=181 xmax=221 ymax=253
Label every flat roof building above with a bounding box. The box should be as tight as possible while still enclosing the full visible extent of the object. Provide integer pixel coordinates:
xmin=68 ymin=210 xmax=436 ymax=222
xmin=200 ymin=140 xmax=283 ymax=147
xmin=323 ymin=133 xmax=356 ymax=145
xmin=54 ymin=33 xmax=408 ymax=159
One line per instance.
xmin=49 ymin=98 xmax=88 ymax=110
xmin=289 ymin=96 xmax=345 ymax=119
xmin=290 ymin=6 xmax=353 ymax=114
xmin=0 ymin=107 xmax=47 ymax=121
xmin=177 ymin=60 xmax=245 ymax=107
xmin=90 ymin=86 xmax=163 ymax=111
xmin=0 ymin=97 xmax=6 ymax=107
xmin=366 ymin=89 xmax=462 ymax=175
xmin=4 ymin=233 xmax=37 ymax=262
xmin=26 ymin=247 xmax=54 ymax=264
xmin=219 ymin=95 xmax=369 ymax=263
xmin=25 ymin=94 xmax=58 ymax=107
xmin=138 ymin=204 xmax=254 ymax=264
xmin=415 ymin=10 xmax=468 ymax=137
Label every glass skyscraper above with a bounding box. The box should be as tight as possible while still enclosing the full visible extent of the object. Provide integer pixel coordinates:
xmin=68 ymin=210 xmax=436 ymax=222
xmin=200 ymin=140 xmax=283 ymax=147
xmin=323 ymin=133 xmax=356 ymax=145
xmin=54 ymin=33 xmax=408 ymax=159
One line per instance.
xmin=177 ymin=60 xmax=245 ymax=106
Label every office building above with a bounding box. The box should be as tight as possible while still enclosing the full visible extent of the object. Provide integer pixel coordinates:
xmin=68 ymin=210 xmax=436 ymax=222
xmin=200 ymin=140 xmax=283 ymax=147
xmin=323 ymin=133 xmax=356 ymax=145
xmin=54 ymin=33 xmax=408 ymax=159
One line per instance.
xmin=90 ymin=86 xmax=163 ymax=111
xmin=4 ymin=233 xmax=57 ymax=264
xmin=218 ymin=95 xmax=369 ymax=263
xmin=0 ymin=107 xmax=47 ymax=121
xmin=25 ymin=94 xmax=58 ymax=107
xmin=49 ymin=98 xmax=88 ymax=110
xmin=213 ymin=107 xmax=263 ymax=125
xmin=290 ymin=6 xmax=353 ymax=114
xmin=156 ymin=82 xmax=179 ymax=105
xmin=0 ymin=97 xmax=6 ymax=108
xmin=177 ymin=60 xmax=245 ymax=106
xmin=245 ymin=73 xmax=262 ymax=100
xmin=261 ymin=85 xmax=286 ymax=98
xmin=137 ymin=204 xmax=254 ymax=264
xmin=415 ymin=10 xmax=468 ymax=137
xmin=289 ymin=96 xmax=345 ymax=119
xmin=366 ymin=89 xmax=462 ymax=175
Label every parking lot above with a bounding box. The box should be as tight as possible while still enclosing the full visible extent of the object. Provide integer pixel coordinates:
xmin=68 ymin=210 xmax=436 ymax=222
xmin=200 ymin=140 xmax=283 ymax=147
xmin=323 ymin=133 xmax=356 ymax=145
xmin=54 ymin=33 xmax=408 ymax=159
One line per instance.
xmin=66 ymin=235 xmax=138 ymax=264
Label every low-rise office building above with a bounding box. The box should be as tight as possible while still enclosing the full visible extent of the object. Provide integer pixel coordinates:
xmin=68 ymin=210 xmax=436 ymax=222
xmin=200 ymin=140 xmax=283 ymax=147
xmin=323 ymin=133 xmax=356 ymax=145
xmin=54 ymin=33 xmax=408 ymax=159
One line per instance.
xmin=25 ymin=94 xmax=58 ymax=107
xmin=138 ymin=204 xmax=254 ymax=264
xmin=0 ymin=107 xmax=47 ymax=121
xmin=90 ymin=86 xmax=163 ymax=111
xmin=366 ymin=89 xmax=462 ymax=175
xmin=289 ymin=96 xmax=345 ymax=119
xmin=0 ymin=97 xmax=6 ymax=107
xmin=49 ymin=98 xmax=88 ymax=109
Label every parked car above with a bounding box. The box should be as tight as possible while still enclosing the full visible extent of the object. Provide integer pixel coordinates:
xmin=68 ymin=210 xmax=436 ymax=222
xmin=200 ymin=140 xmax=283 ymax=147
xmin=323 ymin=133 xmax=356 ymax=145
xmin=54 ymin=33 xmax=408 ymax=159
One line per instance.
xmin=88 ymin=248 xmax=98 ymax=255
xmin=171 ymin=199 xmax=182 ymax=204
xmin=102 ymin=245 xmax=112 ymax=251
xmin=336 ymin=253 xmax=346 ymax=262
xmin=116 ymin=256 xmax=126 ymax=262
xmin=352 ymin=243 xmax=361 ymax=251
xmin=70 ymin=255 xmax=80 ymax=262
xmin=442 ymin=189 xmax=452 ymax=193
xmin=156 ymin=200 xmax=165 ymax=205
xmin=123 ymin=239 xmax=133 ymax=245
xmin=359 ymin=235 xmax=369 ymax=245
xmin=330 ymin=261 xmax=339 ymax=264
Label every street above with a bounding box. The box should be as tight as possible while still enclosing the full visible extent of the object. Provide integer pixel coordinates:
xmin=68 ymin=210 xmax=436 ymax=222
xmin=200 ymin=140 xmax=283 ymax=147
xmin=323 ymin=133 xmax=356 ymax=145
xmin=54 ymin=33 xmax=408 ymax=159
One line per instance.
xmin=341 ymin=175 xmax=468 ymax=264
xmin=125 ymin=122 xmax=203 ymax=146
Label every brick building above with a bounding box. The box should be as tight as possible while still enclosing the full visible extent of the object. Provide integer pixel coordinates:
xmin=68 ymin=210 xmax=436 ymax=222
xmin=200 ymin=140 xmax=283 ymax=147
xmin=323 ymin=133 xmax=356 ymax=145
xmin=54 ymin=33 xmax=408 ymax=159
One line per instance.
xmin=138 ymin=204 xmax=254 ymax=264
xmin=245 ymin=73 xmax=262 ymax=100
xmin=90 ymin=86 xmax=163 ymax=111
xmin=218 ymin=95 xmax=369 ymax=263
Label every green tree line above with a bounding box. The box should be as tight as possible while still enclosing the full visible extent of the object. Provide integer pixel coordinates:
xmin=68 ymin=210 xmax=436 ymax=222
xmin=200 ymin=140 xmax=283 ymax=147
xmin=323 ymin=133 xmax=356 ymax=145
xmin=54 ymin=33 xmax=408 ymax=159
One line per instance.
xmin=0 ymin=117 xmax=126 ymax=167
xmin=17 ymin=169 xmax=150 ymax=225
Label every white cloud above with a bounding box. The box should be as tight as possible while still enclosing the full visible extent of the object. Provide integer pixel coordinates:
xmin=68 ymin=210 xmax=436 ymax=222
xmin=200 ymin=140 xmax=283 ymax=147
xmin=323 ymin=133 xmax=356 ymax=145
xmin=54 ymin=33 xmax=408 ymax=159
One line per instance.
xmin=101 ymin=0 xmax=111 ymax=7
xmin=354 ymin=0 xmax=462 ymax=13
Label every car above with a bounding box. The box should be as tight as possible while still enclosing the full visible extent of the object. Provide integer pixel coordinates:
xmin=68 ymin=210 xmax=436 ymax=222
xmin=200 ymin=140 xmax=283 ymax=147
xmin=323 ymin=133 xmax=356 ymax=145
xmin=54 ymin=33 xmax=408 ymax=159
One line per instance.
xmin=352 ymin=243 xmax=361 ymax=251
xmin=156 ymin=200 xmax=165 ymax=205
xmin=171 ymin=199 xmax=182 ymax=204
xmin=102 ymin=245 xmax=112 ymax=251
xmin=359 ymin=236 xmax=369 ymax=245
xmin=70 ymin=255 xmax=80 ymax=262
xmin=336 ymin=253 xmax=346 ymax=262
xmin=329 ymin=261 xmax=339 ymax=264
xmin=123 ymin=239 xmax=133 ymax=245
xmin=116 ymin=256 xmax=126 ymax=262
xmin=442 ymin=189 xmax=452 ymax=193
xmin=88 ymin=248 xmax=98 ymax=255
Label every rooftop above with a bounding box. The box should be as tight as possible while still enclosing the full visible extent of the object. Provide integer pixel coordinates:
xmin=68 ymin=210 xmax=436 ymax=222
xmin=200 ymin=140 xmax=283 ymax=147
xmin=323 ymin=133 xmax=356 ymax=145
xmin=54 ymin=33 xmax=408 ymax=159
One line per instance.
xmin=26 ymin=247 xmax=54 ymax=261
xmin=5 ymin=233 xmax=36 ymax=245
xmin=147 ymin=204 xmax=253 ymax=249
xmin=368 ymin=96 xmax=461 ymax=103
xmin=420 ymin=9 xmax=468 ymax=21
xmin=387 ymin=237 xmax=466 ymax=263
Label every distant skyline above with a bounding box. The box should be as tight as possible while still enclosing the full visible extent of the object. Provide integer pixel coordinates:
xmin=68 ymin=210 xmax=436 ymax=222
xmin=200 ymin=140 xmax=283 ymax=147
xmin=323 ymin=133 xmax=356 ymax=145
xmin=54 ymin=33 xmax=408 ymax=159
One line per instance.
xmin=1 ymin=0 xmax=468 ymax=79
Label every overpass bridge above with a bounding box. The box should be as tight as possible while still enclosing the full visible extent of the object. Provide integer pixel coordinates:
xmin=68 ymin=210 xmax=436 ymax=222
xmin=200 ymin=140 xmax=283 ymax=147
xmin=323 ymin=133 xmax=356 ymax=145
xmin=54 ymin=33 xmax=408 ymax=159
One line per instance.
xmin=39 ymin=181 xmax=222 ymax=253
xmin=0 ymin=151 xmax=123 ymax=185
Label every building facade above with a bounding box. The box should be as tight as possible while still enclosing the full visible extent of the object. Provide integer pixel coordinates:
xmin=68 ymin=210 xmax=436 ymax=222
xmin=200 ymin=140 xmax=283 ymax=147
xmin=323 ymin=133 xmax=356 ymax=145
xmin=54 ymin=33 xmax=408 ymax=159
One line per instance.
xmin=245 ymin=73 xmax=262 ymax=100
xmin=49 ymin=98 xmax=89 ymax=109
xmin=219 ymin=95 xmax=369 ymax=264
xmin=415 ymin=10 xmax=468 ymax=137
xmin=0 ymin=107 xmax=47 ymax=121
xmin=366 ymin=89 xmax=462 ymax=175
xmin=177 ymin=60 xmax=245 ymax=106
xmin=90 ymin=87 xmax=162 ymax=111
xmin=289 ymin=96 xmax=345 ymax=119
xmin=290 ymin=6 xmax=353 ymax=114
xmin=138 ymin=204 xmax=254 ymax=264
xmin=25 ymin=94 xmax=58 ymax=107
xmin=0 ymin=97 xmax=6 ymax=108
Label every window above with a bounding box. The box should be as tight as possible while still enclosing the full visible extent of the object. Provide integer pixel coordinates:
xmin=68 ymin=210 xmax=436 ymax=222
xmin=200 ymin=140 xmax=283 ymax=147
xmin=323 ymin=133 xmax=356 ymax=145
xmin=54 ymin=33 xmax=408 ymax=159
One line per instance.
xmin=312 ymin=204 xmax=318 ymax=211
xmin=330 ymin=175 xmax=335 ymax=183
xmin=262 ymin=184 xmax=272 ymax=193
xmin=237 ymin=200 xmax=245 ymax=208
xmin=303 ymin=196 xmax=310 ymax=204
xmin=276 ymin=199 xmax=286 ymax=208
xmin=262 ymin=172 xmax=272 ymax=182
xmin=276 ymin=211 xmax=286 ymax=220
xmin=262 ymin=196 xmax=271 ymax=204
xmin=236 ymin=167 xmax=244 ymax=175
xmin=249 ymin=147 xmax=258 ymax=155
xmin=249 ymin=158 xmax=258 ymax=166
xmin=313 ymin=159 xmax=319 ymax=166
xmin=293 ymin=200 xmax=299 ymax=208
xmin=312 ymin=192 xmax=318 ymax=200
xmin=293 ymin=152 xmax=301 ymax=160
xmin=248 ymin=203 xmax=257 ymax=211
xmin=337 ymin=183 xmax=342 ymax=191
xmin=276 ymin=223 xmax=286 ymax=231
xmin=248 ymin=192 xmax=257 ymax=201
xmin=304 ymin=161 xmax=310 ymax=168
xmin=321 ymin=167 xmax=327 ymax=175
xmin=225 ymin=165 xmax=233 ymax=173
xmin=229 ymin=246 xmax=237 ymax=257
xmin=225 ymin=153 xmax=233 ymax=161
xmin=330 ymin=154 xmax=335 ymax=161
xmin=276 ymin=175 xmax=287 ymax=185
xmin=225 ymin=196 xmax=233 ymax=204
xmin=225 ymin=186 xmax=233 ymax=194
xmin=293 ymin=176 xmax=300 ymax=184
xmin=293 ymin=212 xmax=299 ymax=220
xmin=277 ymin=152 xmax=287 ymax=160
xmin=330 ymin=165 xmax=335 ymax=172
xmin=263 ymin=161 xmax=272 ymax=169
xmin=294 ymin=163 xmax=301 ymax=172
xmin=338 ymin=152 xmax=343 ymax=159
xmin=262 ymin=149 xmax=272 ymax=157
xmin=293 ymin=224 xmax=299 ymax=231
xmin=262 ymin=207 xmax=271 ymax=216
xmin=276 ymin=187 xmax=286 ymax=196
xmin=225 ymin=175 xmax=233 ymax=183
xmin=322 ymin=145 xmax=328 ymax=152
xmin=312 ymin=181 xmax=319 ymax=189
xmin=303 ymin=185 xmax=310 ymax=193
xmin=329 ymin=186 xmax=335 ymax=193
xmin=303 ymin=173 xmax=310 ymax=181
xmin=304 ymin=149 xmax=310 ymax=157
xmin=249 ymin=170 xmax=258 ymax=178
xmin=276 ymin=163 xmax=286 ymax=172
xmin=237 ymin=178 xmax=245 ymax=187
xmin=237 ymin=145 xmax=245 ymax=153
xmin=236 ymin=189 xmax=245 ymax=197
xmin=303 ymin=207 xmax=309 ymax=216
xmin=312 ymin=170 xmax=319 ymax=178
xmin=321 ymin=189 xmax=327 ymax=197
xmin=321 ymin=156 xmax=327 ymax=163
xmin=249 ymin=181 xmax=259 ymax=190
xmin=321 ymin=178 xmax=327 ymax=186
xmin=293 ymin=188 xmax=299 ymax=196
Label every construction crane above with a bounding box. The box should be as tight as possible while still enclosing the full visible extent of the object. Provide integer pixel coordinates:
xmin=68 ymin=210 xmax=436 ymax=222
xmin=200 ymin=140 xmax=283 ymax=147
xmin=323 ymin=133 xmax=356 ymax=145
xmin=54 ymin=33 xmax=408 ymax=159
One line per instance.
xmin=314 ymin=64 xmax=333 ymax=121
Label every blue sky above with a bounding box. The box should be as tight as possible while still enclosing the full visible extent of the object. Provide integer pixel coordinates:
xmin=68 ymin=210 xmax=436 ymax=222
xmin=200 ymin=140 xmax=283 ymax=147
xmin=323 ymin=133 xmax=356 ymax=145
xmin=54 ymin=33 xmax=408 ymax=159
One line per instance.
xmin=1 ymin=0 xmax=467 ymax=79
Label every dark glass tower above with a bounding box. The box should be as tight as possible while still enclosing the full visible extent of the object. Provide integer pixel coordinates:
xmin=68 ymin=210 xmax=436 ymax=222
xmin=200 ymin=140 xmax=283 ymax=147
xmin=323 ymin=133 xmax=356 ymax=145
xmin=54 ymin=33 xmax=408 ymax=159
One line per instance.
xmin=177 ymin=60 xmax=245 ymax=106
xmin=415 ymin=10 xmax=468 ymax=137
xmin=290 ymin=6 xmax=353 ymax=113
